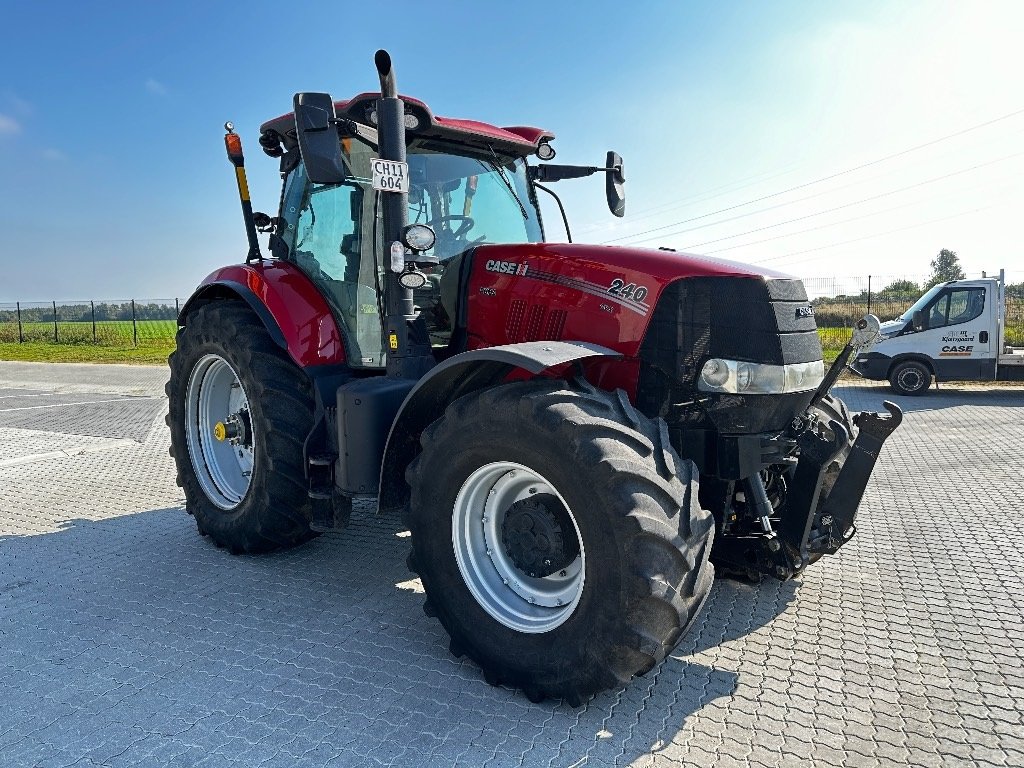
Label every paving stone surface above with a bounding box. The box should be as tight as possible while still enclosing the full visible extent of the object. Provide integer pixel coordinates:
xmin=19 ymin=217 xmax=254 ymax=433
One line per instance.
xmin=0 ymin=362 xmax=1021 ymax=767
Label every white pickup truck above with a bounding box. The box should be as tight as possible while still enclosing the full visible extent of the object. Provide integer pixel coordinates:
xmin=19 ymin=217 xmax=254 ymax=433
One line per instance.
xmin=849 ymin=270 xmax=1023 ymax=394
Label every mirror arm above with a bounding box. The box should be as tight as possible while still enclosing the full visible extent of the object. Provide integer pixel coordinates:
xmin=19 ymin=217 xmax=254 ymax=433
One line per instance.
xmin=332 ymin=117 xmax=379 ymax=149
xmin=529 ymin=164 xmax=624 ymax=183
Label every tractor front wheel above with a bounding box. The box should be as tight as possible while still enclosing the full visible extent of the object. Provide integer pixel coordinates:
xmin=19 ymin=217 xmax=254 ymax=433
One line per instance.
xmin=405 ymin=379 xmax=715 ymax=704
xmin=167 ymin=302 xmax=329 ymax=553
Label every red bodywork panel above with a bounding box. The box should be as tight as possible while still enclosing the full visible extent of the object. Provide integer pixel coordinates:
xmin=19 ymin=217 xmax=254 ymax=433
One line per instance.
xmin=465 ymin=244 xmax=793 ymax=397
xmin=198 ymin=262 xmax=345 ymax=367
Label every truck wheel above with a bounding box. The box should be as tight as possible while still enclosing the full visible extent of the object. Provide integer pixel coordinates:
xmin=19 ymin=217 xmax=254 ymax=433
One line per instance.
xmin=167 ymin=302 xmax=326 ymax=553
xmin=889 ymin=360 xmax=931 ymax=395
xmin=405 ymin=379 xmax=715 ymax=705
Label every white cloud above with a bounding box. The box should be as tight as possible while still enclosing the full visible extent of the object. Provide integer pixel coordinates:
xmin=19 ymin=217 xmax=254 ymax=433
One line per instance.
xmin=0 ymin=113 xmax=20 ymax=135
xmin=145 ymin=78 xmax=168 ymax=96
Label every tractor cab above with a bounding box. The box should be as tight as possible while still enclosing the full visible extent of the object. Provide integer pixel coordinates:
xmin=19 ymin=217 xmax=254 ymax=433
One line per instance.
xmin=257 ymin=91 xmax=622 ymax=368
xmin=267 ymin=122 xmax=543 ymax=365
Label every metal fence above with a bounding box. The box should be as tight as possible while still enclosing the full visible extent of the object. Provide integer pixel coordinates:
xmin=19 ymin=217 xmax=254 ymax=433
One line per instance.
xmin=1 ymin=272 xmax=1021 ymax=352
xmin=0 ymin=300 xmax=180 ymax=347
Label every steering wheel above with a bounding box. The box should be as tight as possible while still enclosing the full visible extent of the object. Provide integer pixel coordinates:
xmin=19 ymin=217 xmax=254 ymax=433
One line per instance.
xmin=428 ymin=214 xmax=475 ymax=239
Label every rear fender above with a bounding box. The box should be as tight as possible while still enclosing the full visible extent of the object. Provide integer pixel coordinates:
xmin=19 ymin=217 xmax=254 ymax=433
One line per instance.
xmin=377 ymin=341 xmax=621 ymax=515
xmin=177 ymin=263 xmax=345 ymax=368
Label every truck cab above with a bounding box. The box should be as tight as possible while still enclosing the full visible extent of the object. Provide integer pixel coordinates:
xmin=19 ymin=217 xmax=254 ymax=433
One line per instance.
xmin=850 ymin=271 xmax=1023 ymax=394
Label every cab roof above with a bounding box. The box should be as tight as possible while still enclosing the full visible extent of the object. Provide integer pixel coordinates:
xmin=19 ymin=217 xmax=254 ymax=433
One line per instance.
xmin=260 ymin=92 xmax=554 ymax=157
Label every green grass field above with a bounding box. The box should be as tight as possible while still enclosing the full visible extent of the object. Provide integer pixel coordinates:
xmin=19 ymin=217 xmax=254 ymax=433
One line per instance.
xmin=0 ymin=324 xmax=1008 ymax=367
xmin=0 ymin=319 xmax=177 ymax=346
xmin=0 ymin=320 xmax=176 ymax=364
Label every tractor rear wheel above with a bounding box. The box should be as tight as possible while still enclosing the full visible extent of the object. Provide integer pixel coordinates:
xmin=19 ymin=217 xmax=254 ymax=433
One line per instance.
xmin=167 ymin=302 xmax=328 ymax=553
xmin=405 ymin=379 xmax=715 ymax=705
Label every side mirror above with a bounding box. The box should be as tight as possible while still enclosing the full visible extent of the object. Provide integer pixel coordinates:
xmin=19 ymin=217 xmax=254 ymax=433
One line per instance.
xmin=606 ymin=151 xmax=625 ymax=217
xmin=912 ymin=310 xmax=925 ymax=332
xmin=293 ymin=92 xmax=347 ymax=185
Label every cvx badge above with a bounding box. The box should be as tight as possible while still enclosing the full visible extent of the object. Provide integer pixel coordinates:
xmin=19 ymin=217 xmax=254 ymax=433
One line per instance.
xmin=796 ymin=305 xmax=814 ymax=318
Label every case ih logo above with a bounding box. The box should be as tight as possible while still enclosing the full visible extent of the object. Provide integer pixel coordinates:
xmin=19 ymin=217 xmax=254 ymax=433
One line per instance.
xmin=796 ymin=306 xmax=814 ymax=318
xmin=485 ymin=259 xmax=529 ymax=276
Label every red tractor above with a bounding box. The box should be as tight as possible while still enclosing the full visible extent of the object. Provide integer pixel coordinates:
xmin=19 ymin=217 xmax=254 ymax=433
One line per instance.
xmin=168 ymin=51 xmax=901 ymax=704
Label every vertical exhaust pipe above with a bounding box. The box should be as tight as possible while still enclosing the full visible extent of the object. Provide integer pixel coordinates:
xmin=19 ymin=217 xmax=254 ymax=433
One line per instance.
xmin=375 ymin=50 xmax=397 ymax=98
xmin=374 ymin=49 xmax=431 ymax=378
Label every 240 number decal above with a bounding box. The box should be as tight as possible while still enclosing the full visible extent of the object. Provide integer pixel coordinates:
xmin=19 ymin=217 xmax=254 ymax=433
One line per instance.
xmin=608 ymin=279 xmax=649 ymax=302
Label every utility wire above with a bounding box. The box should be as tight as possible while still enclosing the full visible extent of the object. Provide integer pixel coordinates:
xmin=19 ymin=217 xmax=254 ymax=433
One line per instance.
xmin=600 ymin=105 xmax=1024 ymax=245
xmin=702 ymin=172 xmax=1019 ymax=255
xmin=573 ymin=161 xmax=803 ymax=235
xmin=751 ymin=202 xmax=1004 ymax=270
xmin=670 ymin=150 xmax=1024 ymax=251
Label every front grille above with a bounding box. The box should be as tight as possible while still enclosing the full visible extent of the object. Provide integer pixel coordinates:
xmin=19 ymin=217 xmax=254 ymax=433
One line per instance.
xmin=636 ymin=275 xmax=821 ymax=436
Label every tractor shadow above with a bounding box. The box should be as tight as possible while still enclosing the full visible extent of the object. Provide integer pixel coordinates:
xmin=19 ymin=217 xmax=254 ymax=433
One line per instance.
xmin=0 ymin=505 xmax=799 ymax=767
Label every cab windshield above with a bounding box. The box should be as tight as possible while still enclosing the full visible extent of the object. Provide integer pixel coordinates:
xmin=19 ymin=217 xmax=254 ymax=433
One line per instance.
xmin=897 ymin=283 xmax=946 ymax=322
xmin=279 ymin=137 xmax=543 ymax=367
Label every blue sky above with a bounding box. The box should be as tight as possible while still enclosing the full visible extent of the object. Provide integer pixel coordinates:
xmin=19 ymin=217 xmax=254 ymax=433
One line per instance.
xmin=1 ymin=0 xmax=1022 ymax=301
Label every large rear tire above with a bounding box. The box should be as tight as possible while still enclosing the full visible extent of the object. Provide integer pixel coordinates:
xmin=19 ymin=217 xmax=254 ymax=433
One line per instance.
xmin=167 ymin=302 xmax=327 ymax=553
xmin=405 ymin=379 xmax=715 ymax=705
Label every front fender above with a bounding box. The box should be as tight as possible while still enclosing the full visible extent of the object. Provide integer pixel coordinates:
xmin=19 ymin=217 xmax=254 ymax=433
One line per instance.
xmin=377 ymin=341 xmax=620 ymax=515
xmin=178 ymin=262 xmax=345 ymax=368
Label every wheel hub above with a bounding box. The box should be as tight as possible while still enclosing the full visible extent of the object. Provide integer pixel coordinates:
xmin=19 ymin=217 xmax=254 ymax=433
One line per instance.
xmin=501 ymin=495 xmax=580 ymax=578
xmin=214 ymin=409 xmax=251 ymax=447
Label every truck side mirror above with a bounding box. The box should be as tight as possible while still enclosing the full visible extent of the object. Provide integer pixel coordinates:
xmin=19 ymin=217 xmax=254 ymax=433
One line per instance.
xmin=912 ymin=310 xmax=925 ymax=332
xmin=606 ymin=151 xmax=625 ymax=217
xmin=293 ymin=92 xmax=347 ymax=185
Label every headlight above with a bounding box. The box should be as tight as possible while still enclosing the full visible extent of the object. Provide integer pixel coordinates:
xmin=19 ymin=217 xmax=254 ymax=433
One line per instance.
xmin=401 ymin=223 xmax=436 ymax=252
xmin=698 ymin=358 xmax=824 ymax=394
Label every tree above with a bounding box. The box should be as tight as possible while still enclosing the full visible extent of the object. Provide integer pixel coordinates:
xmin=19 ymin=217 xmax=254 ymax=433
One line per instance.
xmin=926 ymin=249 xmax=965 ymax=288
xmin=881 ymin=279 xmax=920 ymax=296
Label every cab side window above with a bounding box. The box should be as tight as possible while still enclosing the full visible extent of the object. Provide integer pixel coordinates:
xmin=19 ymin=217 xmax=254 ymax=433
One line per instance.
xmin=927 ymin=288 xmax=984 ymax=329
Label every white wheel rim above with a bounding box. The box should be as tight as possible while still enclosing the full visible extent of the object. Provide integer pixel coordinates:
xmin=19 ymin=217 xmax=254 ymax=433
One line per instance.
xmin=898 ymin=367 xmax=924 ymax=392
xmin=452 ymin=461 xmax=585 ymax=633
xmin=184 ymin=354 xmax=255 ymax=510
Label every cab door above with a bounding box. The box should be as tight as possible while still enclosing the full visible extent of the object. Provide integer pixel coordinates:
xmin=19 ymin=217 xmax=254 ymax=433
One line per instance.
xmin=926 ymin=285 xmax=990 ymax=378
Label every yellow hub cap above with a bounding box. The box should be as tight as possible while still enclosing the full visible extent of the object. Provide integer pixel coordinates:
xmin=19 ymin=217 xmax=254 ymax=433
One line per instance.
xmin=213 ymin=421 xmax=227 ymax=441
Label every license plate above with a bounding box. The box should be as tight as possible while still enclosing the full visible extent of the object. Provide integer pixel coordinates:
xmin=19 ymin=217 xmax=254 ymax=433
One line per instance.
xmin=371 ymin=158 xmax=409 ymax=193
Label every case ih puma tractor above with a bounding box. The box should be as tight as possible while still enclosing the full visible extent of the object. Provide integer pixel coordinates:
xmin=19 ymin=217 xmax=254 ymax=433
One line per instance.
xmin=168 ymin=51 xmax=901 ymax=704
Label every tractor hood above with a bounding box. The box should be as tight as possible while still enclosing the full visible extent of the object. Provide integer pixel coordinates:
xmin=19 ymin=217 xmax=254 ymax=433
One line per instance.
xmin=470 ymin=243 xmax=795 ymax=284
xmin=462 ymin=242 xmax=810 ymax=361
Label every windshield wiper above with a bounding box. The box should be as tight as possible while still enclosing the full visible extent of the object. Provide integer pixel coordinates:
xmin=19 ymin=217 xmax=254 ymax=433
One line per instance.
xmin=484 ymin=145 xmax=528 ymax=220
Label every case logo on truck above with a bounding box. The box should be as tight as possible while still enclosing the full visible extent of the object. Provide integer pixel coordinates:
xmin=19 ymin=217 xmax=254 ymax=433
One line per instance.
xmin=940 ymin=345 xmax=973 ymax=356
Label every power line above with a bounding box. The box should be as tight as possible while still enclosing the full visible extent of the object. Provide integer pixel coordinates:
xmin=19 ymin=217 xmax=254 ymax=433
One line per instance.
xmin=573 ymin=161 xmax=804 ymax=236
xmin=702 ymin=170 xmax=1019 ymax=255
xmin=671 ymin=151 xmax=1024 ymax=251
xmin=750 ymin=202 xmax=1005 ymax=270
xmin=599 ymin=105 xmax=1024 ymax=245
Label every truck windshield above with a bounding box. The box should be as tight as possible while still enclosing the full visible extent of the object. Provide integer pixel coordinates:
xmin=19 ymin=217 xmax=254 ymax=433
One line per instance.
xmin=897 ymin=283 xmax=946 ymax=322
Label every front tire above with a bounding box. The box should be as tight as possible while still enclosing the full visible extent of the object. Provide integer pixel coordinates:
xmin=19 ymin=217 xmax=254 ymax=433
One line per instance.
xmin=167 ymin=302 xmax=326 ymax=553
xmin=889 ymin=360 xmax=931 ymax=395
xmin=405 ymin=379 xmax=715 ymax=704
